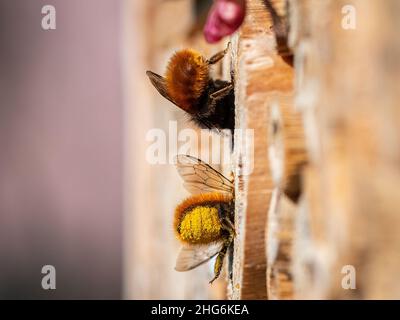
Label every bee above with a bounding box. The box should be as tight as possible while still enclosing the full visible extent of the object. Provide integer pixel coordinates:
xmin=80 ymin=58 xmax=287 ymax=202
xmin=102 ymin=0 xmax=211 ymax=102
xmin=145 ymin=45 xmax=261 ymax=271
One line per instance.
xmin=146 ymin=43 xmax=235 ymax=131
xmin=173 ymin=154 xmax=235 ymax=284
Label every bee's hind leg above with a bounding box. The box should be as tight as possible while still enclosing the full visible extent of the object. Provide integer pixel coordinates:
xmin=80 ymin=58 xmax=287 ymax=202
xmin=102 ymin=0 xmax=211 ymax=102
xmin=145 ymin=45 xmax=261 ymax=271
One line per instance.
xmin=207 ymin=42 xmax=231 ymax=65
xmin=209 ymin=241 xmax=230 ymax=284
xmin=209 ymin=249 xmax=225 ymax=284
xmin=208 ymin=84 xmax=234 ymax=116
xmin=209 ymin=229 xmax=235 ymax=284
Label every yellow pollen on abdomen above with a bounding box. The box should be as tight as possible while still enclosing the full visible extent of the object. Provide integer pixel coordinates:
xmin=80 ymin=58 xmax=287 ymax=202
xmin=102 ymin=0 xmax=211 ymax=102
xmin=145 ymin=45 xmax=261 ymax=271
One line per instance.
xmin=178 ymin=206 xmax=222 ymax=244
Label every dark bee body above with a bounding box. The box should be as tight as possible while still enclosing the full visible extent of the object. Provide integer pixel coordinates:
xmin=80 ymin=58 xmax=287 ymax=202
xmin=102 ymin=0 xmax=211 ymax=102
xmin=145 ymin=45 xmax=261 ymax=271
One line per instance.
xmin=194 ymin=79 xmax=235 ymax=130
xmin=146 ymin=43 xmax=235 ymax=132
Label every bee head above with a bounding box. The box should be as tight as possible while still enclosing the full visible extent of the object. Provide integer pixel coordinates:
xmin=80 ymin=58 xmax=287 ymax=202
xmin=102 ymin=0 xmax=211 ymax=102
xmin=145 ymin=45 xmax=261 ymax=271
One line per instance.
xmin=165 ymin=49 xmax=210 ymax=112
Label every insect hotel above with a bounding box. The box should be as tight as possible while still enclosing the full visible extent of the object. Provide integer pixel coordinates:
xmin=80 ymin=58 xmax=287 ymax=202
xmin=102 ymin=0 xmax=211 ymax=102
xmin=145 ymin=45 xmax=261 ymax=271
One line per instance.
xmin=125 ymin=0 xmax=400 ymax=300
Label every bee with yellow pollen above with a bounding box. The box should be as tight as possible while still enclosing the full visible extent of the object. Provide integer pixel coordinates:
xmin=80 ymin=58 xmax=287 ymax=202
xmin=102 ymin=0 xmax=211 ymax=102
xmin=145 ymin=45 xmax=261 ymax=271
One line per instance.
xmin=173 ymin=154 xmax=235 ymax=284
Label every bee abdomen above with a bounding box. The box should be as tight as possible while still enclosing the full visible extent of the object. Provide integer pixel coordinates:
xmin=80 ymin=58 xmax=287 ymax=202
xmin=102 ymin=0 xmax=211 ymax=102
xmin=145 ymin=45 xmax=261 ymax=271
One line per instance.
xmin=177 ymin=206 xmax=222 ymax=244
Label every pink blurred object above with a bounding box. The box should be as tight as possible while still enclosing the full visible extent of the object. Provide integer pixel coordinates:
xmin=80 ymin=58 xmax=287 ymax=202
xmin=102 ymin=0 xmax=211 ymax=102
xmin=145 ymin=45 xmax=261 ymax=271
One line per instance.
xmin=204 ymin=0 xmax=246 ymax=43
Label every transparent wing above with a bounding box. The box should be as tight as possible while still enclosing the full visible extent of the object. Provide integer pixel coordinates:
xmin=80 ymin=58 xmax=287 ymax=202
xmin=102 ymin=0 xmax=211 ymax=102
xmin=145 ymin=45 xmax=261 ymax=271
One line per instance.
xmin=174 ymin=154 xmax=234 ymax=195
xmin=175 ymin=242 xmax=223 ymax=272
xmin=146 ymin=70 xmax=180 ymax=107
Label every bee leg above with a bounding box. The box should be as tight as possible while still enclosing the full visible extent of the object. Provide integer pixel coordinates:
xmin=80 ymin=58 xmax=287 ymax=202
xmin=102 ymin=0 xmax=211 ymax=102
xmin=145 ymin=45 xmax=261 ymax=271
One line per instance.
xmin=222 ymin=216 xmax=236 ymax=236
xmin=200 ymin=84 xmax=233 ymax=121
xmin=210 ymin=84 xmax=234 ymax=101
xmin=207 ymin=42 xmax=231 ymax=65
xmin=227 ymin=242 xmax=234 ymax=281
xmin=210 ymin=220 xmax=235 ymax=285
xmin=217 ymin=206 xmax=235 ymax=235
xmin=197 ymin=83 xmax=234 ymax=131
xmin=209 ymin=244 xmax=228 ymax=284
xmin=209 ymin=234 xmax=234 ymax=284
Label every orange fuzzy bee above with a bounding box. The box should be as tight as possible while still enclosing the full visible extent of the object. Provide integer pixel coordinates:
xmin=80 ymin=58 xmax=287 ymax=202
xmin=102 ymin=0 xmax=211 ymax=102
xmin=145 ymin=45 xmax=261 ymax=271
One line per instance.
xmin=146 ymin=43 xmax=234 ymax=131
xmin=173 ymin=155 xmax=235 ymax=284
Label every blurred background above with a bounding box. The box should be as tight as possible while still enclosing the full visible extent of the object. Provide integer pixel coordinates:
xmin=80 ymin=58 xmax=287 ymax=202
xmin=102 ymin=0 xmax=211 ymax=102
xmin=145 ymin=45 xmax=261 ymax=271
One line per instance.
xmin=0 ymin=0 xmax=226 ymax=299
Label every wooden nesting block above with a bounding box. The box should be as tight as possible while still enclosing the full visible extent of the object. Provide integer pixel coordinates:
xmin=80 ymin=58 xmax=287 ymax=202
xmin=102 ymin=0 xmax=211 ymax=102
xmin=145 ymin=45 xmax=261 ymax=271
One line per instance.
xmin=268 ymin=97 xmax=307 ymax=202
xmin=289 ymin=0 xmax=400 ymax=299
xmin=323 ymin=0 xmax=400 ymax=299
xmin=292 ymin=166 xmax=333 ymax=299
xmin=347 ymin=169 xmax=400 ymax=299
xmin=265 ymin=0 xmax=293 ymax=64
xmin=230 ymin=0 xmax=294 ymax=300
xmin=266 ymin=189 xmax=296 ymax=299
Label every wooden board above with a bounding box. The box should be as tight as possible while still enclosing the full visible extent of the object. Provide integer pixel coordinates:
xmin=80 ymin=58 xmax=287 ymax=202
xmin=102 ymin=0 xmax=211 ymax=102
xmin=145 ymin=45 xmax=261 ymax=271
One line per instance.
xmin=230 ymin=0 xmax=294 ymax=300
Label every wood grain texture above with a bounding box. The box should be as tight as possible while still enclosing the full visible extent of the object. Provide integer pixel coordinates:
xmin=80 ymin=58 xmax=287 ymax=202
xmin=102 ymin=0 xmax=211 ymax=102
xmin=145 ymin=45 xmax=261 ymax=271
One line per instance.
xmin=230 ymin=0 xmax=294 ymax=300
xmin=266 ymin=189 xmax=295 ymax=299
xmin=268 ymin=96 xmax=306 ymax=201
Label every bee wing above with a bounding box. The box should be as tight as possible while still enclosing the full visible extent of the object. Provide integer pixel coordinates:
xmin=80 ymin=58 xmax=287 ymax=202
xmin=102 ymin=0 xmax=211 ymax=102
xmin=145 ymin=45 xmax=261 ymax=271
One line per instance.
xmin=146 ymin=70 xmax=180 ymax=107
xmin=174 ymin=154 xmax=234 ymax=195
xmin=175 ymin=242 xmax=224 ymax=272
xmin=147 ymin=71 xmax=220 ymax=131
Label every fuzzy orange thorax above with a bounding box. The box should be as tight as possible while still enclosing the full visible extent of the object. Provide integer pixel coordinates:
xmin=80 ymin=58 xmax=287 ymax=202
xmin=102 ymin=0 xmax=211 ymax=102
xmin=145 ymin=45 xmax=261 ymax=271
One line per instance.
xmin=165 ymin=49 xmax=210 ymax=112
